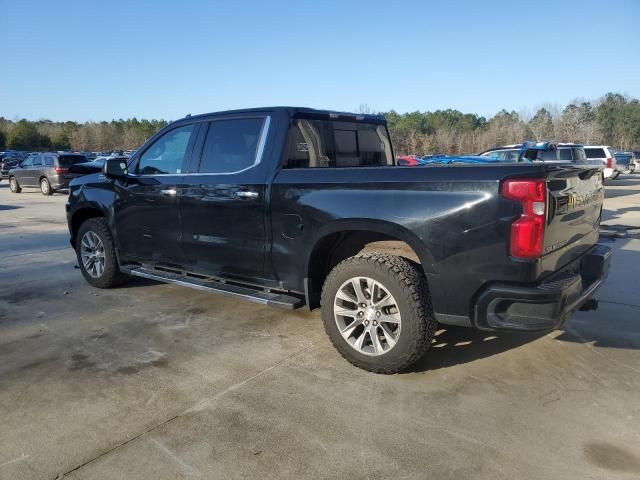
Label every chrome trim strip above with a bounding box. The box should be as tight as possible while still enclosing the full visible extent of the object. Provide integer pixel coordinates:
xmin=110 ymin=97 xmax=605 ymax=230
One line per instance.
xmin=254 ymin=115 xmax=271 ymax=169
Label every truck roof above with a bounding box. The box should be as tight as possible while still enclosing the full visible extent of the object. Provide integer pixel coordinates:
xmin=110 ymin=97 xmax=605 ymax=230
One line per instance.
xmin=177 ymin=106 xmax=386 ymax=124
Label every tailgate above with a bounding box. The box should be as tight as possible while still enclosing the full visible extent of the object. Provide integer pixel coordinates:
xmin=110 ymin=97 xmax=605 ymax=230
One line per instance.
xmin=543 ymin=165 xmax=603 ymax=265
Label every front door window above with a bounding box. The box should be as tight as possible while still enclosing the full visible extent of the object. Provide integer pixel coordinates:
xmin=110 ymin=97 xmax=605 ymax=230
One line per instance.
xmin=137 ymin=125 xmax=196 ymax=175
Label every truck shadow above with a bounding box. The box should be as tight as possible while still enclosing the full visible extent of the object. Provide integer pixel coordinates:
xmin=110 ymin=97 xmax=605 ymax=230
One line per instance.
xmin=409 ymin=311 xmax=639 ymax=373
xmin=408 ymin=326 xmax=545 ymax=372
xmin=602 ymin=206 xmax=640 ymax=224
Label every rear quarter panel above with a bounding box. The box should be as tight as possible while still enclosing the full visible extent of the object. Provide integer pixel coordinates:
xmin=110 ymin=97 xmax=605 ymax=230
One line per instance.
xmin=270 ymin=165 xmax=548 ymax=317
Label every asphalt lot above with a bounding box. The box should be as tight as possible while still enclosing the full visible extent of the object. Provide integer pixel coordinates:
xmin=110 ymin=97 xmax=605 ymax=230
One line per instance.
xmin=1 ymin=178 xmax=639 ymax=480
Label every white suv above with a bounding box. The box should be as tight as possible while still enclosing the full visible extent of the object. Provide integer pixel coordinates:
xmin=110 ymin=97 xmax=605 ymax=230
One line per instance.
xmin=584 ymin=145 xmax=619 ymax=180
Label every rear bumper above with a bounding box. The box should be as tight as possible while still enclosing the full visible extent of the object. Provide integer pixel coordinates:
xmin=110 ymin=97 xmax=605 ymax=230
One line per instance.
xmin=50 ymin=174 xmax=70 ymax=189
xmin=473 ymin=244 xmax=612 ymax=331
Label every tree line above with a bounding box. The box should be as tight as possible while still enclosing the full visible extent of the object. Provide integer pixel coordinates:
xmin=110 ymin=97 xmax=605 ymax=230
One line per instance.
xmin=1 ymin=92 xmax=638 ymax=155
xmin=0 ymin=118 xmax=168 ymax=152
xmin=383 ymin=92 xmax=640 ymax=155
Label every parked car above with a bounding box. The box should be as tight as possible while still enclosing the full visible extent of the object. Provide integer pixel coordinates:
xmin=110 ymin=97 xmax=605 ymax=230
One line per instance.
xmin=584 ymin=145 xmax=620 ymax=180
xmin=613 ymin=152 xmax=635 ymax=173
xmin=632 ymin=151 xmax=640 ymax=173
xmin=479 ymin=142 xmax=588 ymax=163
xmin=68 ymin=156 xmax=127 ymax=176
xmin=396 ymin=155 xmax=419 ymax=166
xmin=1 ymin=156 xmax=25 ymax=181
xmin=77 ymin=151 xmax=97 ymax=161
xmin=8 ymin=153 xmax=87 ymax=195
xmin=66 ymin=107 xmax=610 ymax=373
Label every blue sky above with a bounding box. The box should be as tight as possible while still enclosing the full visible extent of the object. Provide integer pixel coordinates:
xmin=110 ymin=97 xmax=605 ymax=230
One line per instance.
xmin=1 ymin=0 xmax=639 ymax=122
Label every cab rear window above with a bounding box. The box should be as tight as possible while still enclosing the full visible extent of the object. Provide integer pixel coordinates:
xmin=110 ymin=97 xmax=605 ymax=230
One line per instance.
xmin=285 ymin=119 xmax=393 ymax=168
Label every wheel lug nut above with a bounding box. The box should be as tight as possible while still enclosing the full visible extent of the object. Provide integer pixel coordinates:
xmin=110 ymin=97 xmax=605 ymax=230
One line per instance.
xmin=376 ymin=311 xmax=380 ymax=317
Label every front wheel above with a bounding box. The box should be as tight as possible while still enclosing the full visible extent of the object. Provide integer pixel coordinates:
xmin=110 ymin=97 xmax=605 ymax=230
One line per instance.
xmin=320 ymin=253 xmax=436 ymax=373
xmin=9 ymin=176 xmax=21 ymax=193
xmin=76 ymin=218 xmax=127 ymax=288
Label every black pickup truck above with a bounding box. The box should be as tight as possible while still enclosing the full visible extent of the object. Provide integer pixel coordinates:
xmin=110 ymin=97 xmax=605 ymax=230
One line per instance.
xmin=66 ymin=107 xmax=611 ymax=373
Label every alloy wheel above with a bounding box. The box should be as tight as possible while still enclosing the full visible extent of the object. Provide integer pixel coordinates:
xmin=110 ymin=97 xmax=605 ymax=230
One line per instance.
xmin=333 ymin=276 xmax=401 ymax=356
xmin=80 ymin=231 xmax=106 ymax=278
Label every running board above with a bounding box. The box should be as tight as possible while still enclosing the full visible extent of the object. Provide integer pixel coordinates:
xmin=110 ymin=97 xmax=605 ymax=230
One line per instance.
xmin=121 ymin=266 xmax=304 ymax=310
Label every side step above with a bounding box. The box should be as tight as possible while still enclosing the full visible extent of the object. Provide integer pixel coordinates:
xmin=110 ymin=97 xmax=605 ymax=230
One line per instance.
xmin=121 ymin=266 xmax=304 ymax=310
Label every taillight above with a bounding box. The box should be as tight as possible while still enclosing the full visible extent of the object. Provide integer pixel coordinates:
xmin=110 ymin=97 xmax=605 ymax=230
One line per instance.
xmin=54 ymin=166 xmax=68 ymax=174
xmin=606 ymin=158 xmax=614 ymax=169
xmin=502 ymin=179 xmax=547 ymax=259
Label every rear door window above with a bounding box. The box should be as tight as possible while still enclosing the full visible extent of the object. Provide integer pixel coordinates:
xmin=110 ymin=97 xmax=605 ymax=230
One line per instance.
xmin=538 ymin=150 xmax=558 ymax=161
xmin=505 ymin=150 xmax=520 ymax=162
xmin=197 ymin=118 xmax=265 ymax=174
xmin=482 ymin=150 xmax=507 ymax=160
xmin=32 ymin=156 xmax=44 ymax=166
xmin=585 ymin=148 xmax=606 ymax=159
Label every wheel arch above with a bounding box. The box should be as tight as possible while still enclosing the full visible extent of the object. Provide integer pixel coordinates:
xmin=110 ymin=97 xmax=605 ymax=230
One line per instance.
xmin=304 ymin=219 xmax=434 ymax=309
xmin=70 ymin=206 xmax=107 ymax=247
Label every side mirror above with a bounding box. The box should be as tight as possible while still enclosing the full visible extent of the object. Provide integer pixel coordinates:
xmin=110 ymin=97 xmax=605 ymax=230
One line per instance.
xmin=103 ymin=158 xmax=129 ymax=178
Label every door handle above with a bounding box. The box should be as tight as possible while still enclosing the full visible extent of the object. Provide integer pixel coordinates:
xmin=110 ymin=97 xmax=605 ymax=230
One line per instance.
xmin=235 ymin=191 xmax=259 ymax=199
xmin=160 ymin=188 xmax=177 ymax=196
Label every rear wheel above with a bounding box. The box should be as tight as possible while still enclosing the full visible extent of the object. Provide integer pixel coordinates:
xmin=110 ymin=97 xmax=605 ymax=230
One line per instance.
xmin=320 ymin=253 xmax=436 ymax=373
xmin=76 ymin=218 xmax=127 ymax=288
xmin=40 ymin=177 xmax=53 ymax=195
xmin=9 ymin=176 xmax=21 ymax=193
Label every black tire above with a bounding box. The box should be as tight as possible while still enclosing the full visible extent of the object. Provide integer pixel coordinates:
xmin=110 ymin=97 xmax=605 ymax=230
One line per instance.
xmin=76 ymin=218 xmax=127 ymax=288
xmin=9 ymin=176 xmax=21 ymax=193
xmin=320 ymin=253 xmax=436 ymax=374
xmin=40 ymin=177 xmax=53 ymax=196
